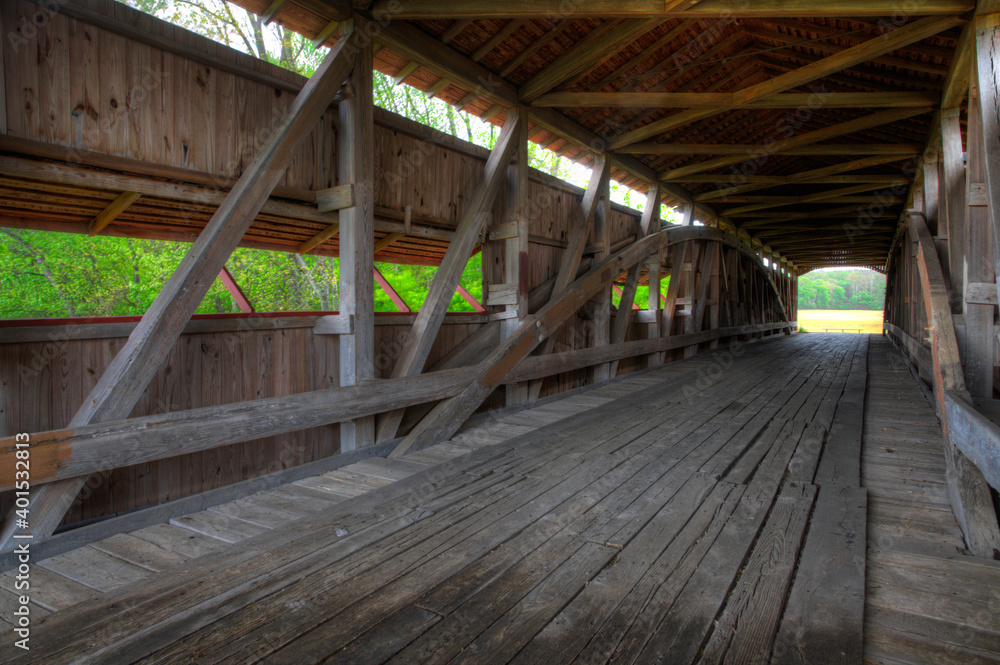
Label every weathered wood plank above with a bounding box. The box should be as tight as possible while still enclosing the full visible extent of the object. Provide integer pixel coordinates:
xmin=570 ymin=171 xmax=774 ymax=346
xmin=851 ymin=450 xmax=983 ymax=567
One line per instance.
xmin=89 ymin=533 xmax=189 ymax=573
xmin=700 ymin=481 xmax=817 ymax=664
xmin=0 ymin=368 xmax=478 ymax=491
xmin=772 ymin=485 xmax=867 ymax=665
xmin=0 ymin=28 xmax=361 ymax=550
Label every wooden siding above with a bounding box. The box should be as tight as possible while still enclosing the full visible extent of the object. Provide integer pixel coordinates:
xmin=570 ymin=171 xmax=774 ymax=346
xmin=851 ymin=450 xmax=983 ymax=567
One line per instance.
xmin=0 ymin=316 xmax=481 ymax=525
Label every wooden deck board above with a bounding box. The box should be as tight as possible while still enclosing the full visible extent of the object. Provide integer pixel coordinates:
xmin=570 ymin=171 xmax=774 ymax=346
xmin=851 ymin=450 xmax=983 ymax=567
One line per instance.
xmin=863 ymin=336 xmax=1000 ymax=665
xmin=10 ymin=335 xmax=999 ymax=664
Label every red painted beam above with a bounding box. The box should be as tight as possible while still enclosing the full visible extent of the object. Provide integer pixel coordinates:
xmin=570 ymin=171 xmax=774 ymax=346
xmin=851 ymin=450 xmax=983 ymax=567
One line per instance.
xmin=455 ymin=284 xmax=487 ymax=313
xmin=612 ymin=284 xmax=642 ymax=310
xmin=374 ymin=266 xmax=412 ymax=313
xmin=218 ymin=266 xmax=255 ymax=313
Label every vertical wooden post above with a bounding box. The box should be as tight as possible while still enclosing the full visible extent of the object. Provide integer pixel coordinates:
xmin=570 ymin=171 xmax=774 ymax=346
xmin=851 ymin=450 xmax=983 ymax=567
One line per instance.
xmin=592 ymin=167 xmax=612 ymax=381
xmin=503 ymin=106 xmax=530 ymax=408
xmin=646 ymin=251 xmax=662 ymax=366
xmin=964 ymin=64 xmax=995 ymax=398
xmin=791 ymin=266 xmax=798 ymax=325
xmin=643 ymin=186 xmax=663 ymax=366
xmin=338 ymin=25 xmax=375 ymax=451
xmin=680 ymin=202 xmax=694 ymax=226
xmin=661 ymin=243 xmax=686 ymax=339
xmin=975 ymin=16 xmax=1000 ymax=311
xmin=923 ymin=153 xmax=941 ymax=235
xmin=941 ymin=109 xmax=967 ymax=315
xmin=708 ymin=243 xmax=721 ymax=348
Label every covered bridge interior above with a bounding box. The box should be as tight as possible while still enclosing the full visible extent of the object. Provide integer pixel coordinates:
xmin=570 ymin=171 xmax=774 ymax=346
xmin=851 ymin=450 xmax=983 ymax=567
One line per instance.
xmin=2 ymin=0 xmax=1000 ymax=662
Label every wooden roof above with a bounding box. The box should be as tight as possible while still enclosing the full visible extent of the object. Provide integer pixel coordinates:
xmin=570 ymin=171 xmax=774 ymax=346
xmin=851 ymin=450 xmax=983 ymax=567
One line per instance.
xmin=230 ymin=0 xmax=976 ymax=271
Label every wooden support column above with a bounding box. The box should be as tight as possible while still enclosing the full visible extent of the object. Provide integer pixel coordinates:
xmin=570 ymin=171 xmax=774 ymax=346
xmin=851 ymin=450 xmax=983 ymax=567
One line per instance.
xmin=792 ymin=266 xmax=798 ymax=324
xmin=692 ymin=243 xmax=719 ymax=337
xmin=502 ymin=106 xmax=530 ymax=407
xmin=975 ymin=16 xmax=1000 ymax=313
xmin=607 ymin=187 xmax=659 ymax=376
xmin=964 ymin=65 xmax=995 ymax=398
xmin=525 ymin=157 xmax=609 ymax=401
xmin=660 ymin=243 xmax=687 ymax=339
xmin=376 ymin=111 xmax=522 ymax=442
xmin=646 ymin=253 xmax=663 ymax=366
xmin=640 ymin=186 xmax=664 ymax=368
xmin=0 ymin=29 xmax=359 ymax=551
xmin=338 ymin=27 xmax=375 ymax=451
xmin=592 ymin=167 xmax=613 ymax=381
xmin=681 ymin=242 xmax=701 ymax=342
xmin=708 ymin=243 xmax=722 ymax=348
xmin=941 ymin=109 xmax=967 ymax=314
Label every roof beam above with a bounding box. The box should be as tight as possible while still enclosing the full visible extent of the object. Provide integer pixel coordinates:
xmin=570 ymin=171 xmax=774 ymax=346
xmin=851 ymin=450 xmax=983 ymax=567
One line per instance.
xmin=744 ymin=23 xmax=950 ymax=77
xmin=608 ymin=16 xmax=963 ymax=149
xmin=88 ymin=191 xmax=142 ymax=235
xmin=681 ymin=174 xmax=910 ymax=186
xmin=471 ymin=19 xmax=528 ymax=62
xmin=376 ymin=0 xmax=974 ymax=18
xmin=619 ymin=143 xmax=922 ymax=157
xmin=739 ymin=217 xmax=895 ymax=229
xmin=721 ymin=183 xmax=909 ymax=215
xmin=518 ymin=19 xmax=663 ymax=101
xmin=696 ymin=155 xmax=915 ymax=201
xmin=532 ymin=91 xmax=939 ymax=108
xmin=660 ymin=106 xmax=932 ymax=180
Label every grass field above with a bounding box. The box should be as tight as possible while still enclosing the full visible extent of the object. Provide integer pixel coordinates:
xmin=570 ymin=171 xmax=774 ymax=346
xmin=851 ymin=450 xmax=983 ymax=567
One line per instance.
xmin=797 ymin=309 xmax=884 ymax=334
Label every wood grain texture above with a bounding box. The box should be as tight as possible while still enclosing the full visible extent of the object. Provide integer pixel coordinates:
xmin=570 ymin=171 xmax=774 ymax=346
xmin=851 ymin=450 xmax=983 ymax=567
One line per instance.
xmin=0 ymin=31 xmax=361 ymax=549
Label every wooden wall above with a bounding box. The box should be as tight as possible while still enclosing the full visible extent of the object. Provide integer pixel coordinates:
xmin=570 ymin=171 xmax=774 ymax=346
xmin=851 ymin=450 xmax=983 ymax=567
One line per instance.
xmin=0 ymin=315 xmax=480 ymax=525
xmin=0 ymin=0 xmax=643 ymax=263
xmin=1 ymin=0 xmax=334 ymax=190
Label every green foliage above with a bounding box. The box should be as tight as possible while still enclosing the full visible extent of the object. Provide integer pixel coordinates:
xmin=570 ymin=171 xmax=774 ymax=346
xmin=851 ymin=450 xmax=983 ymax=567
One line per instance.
xmin=797 ymin=269 xmax=885 ymax=311
xmin=0 ymin=229 xmax=485 ymax=318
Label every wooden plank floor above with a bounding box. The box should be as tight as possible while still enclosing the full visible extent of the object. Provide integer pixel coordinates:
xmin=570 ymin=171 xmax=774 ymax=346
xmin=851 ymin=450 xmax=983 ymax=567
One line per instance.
xmin=4 ymin=334 xmax=997 ymax=664
xmin=862 ymin=336 xmax=1000 ymax=665
xmin=0 ymin=354 xmax=681 ymax=622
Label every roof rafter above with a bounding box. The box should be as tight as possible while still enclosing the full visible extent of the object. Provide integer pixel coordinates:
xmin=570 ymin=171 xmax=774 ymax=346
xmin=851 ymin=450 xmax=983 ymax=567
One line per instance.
xmin=533 ymin=91 xmax=939 ymax=108
xmin=519 ymin=19 xmax=664 ymax=101
xmin=660 ymin=106 xmax=932 ymax=180
xmin=696 ymin=155 xmax=915 ymax=200
xmin=609 ymin=15 xmax=963 ymax=149
xmin=375 ymin=0 xmax=975 ymax=19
